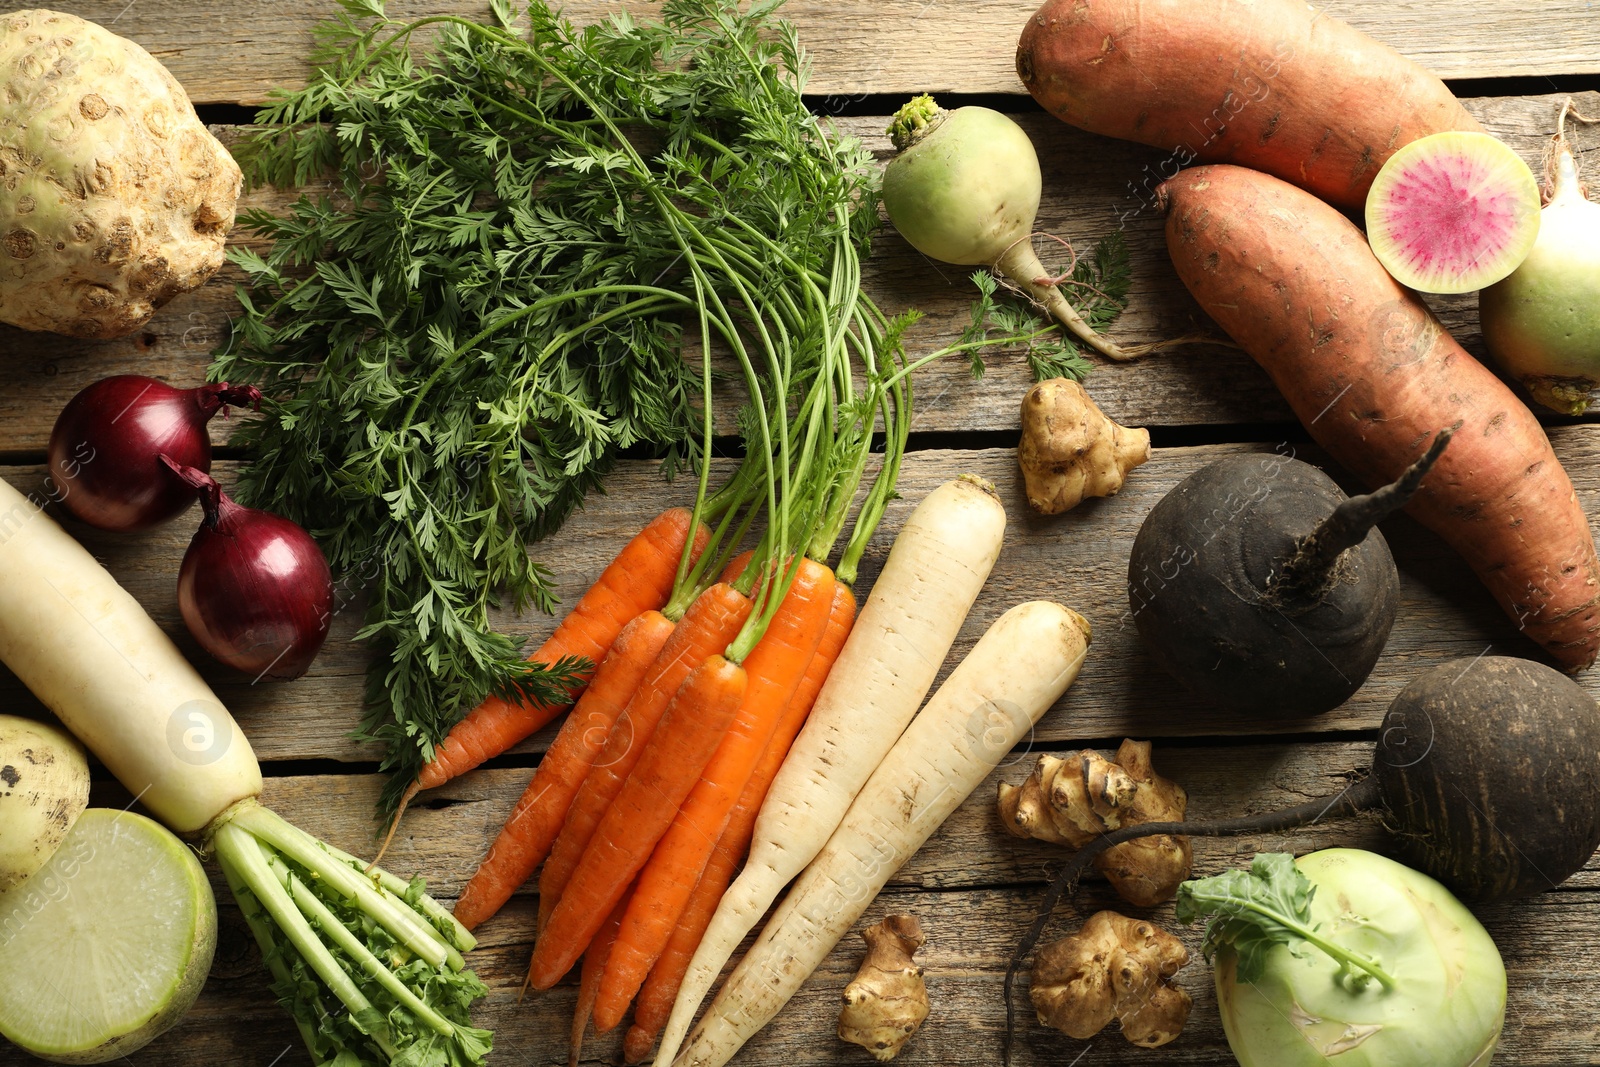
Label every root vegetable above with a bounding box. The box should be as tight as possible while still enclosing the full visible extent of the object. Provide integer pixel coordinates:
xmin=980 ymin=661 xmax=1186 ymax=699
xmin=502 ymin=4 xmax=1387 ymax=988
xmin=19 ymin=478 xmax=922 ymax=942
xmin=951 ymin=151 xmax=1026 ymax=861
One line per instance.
xmin=1160 ymin=163 xmax=1600 ymax=670
xmin=0 ymin=715 xmax=88 ymax=890
xmin=998 ymin=740 xmax=1190 ymax=907
xmin=1018 ymin=379 xmax=1149 ymax=515
xmin=1029 ymin=911 xmax=1190 ymax=1048
xmin=0 ymin=10 xmax=241 ymax=339
xmin=1481 ymin=101 xmax=1600 ymax=414
xmin=1016 ymin=0 xmax=1481 ymax=211
xmin=0 ymin=808 xmax=216 ymax=1063
xmin=673 ymin=600 xmax=1092 ymax=1067
xmin=1128 ymin=433 xmax=1451 ymax=716
xmin=837 ymin=915 xmax=930 ymax=1062
xmin=1365 ymin=132 xmax=1542 ymax=295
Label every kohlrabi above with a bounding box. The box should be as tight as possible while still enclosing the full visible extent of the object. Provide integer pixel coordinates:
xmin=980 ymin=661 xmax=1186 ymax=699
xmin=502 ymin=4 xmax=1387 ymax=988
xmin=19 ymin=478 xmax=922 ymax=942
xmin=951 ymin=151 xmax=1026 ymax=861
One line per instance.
xmin=1179 ymin=850 xmax=1506 ymax=1067
xmin=881 ymin=95 xmax=1183 ymax=362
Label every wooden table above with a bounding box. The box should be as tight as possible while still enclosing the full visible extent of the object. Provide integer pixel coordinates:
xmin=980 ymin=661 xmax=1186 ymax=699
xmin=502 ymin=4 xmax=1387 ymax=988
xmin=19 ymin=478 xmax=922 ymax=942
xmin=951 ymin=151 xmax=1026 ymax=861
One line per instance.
xmin=4 ymin=3 xmax=1600 ymax=1064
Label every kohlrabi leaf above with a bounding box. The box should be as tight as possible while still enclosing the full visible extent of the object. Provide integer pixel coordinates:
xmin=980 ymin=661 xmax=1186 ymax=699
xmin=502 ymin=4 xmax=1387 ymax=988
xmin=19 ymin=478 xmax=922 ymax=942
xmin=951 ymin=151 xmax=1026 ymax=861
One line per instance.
xmin=1177 ymin=852 xmax=1314 ymax=983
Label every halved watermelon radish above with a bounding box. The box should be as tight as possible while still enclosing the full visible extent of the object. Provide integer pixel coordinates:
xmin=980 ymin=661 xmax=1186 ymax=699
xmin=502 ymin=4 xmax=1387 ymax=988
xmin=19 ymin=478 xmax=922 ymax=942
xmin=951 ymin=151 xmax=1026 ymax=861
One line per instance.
xmin=1366 ymin=132 xmax=1541 ymax=295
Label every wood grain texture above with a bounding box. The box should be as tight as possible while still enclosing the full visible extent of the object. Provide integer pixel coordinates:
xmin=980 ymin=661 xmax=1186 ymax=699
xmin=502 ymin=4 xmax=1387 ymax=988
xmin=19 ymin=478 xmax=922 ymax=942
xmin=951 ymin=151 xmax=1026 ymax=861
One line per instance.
xmin=2 ymin=94 xmax=1597 ymax=453
xmin=8 ymin=423 xmax=1600 ymax=765
xmin=30 ymin=1 xmax=1600 ymax=106
xmin=85 ymin=745 xmax=1600 ymax=1066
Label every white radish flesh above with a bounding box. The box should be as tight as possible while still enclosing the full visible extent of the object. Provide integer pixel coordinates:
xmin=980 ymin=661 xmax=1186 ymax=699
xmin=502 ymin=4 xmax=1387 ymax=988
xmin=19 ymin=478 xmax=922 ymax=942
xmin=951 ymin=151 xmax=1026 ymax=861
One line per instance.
xmin=673 ymin=600 xmax=1091 ymax=1067
xmin=0 ymin=715 xmax=89 ymax=888
xmin=655 ymin=474 xmax=1006 ymax=1066
xmin=0 ymin=478 xmax=261 ymax=832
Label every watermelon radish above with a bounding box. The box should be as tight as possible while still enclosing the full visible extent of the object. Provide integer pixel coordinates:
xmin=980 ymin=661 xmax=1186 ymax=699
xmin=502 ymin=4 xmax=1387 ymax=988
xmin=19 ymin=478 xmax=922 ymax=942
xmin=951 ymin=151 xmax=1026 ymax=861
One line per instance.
xmin=1366 ymin=132 xmax=1542 ymax=294
xmin=1480 ymin=101 xmax=1600 ymax=415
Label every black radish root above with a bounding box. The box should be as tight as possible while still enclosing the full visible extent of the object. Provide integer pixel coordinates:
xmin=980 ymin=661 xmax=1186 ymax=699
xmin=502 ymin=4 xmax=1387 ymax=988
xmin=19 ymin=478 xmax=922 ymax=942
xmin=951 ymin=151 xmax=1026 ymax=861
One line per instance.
xmin=1001 ymin=655 xmax=1600 ymax=1063
xmin=1127 ymin=431 xmax=1451 ymax=717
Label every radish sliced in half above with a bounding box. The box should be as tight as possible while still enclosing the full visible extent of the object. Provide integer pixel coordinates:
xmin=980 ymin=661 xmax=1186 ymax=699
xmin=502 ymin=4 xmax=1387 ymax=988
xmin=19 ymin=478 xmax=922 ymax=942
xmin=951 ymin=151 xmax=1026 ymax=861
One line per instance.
xmin=0 ymin=808 xmax=216 ymax=1063
xmin=1366 ymin=131 xmax=1541 ymax=294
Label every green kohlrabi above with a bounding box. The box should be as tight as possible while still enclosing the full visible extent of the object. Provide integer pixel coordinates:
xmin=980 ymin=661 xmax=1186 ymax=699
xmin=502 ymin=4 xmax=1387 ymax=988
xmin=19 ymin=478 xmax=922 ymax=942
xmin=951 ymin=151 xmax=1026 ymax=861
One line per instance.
xmin=1178 ymin=850 xmax=1505 ymax=1067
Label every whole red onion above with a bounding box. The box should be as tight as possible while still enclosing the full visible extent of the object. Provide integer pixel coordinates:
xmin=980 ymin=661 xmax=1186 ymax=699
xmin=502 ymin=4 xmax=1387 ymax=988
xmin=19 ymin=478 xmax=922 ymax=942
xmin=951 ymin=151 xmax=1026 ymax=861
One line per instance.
xmin=48 ymin=375 xmax=262 ymax=532
xmin=159 ymin=455 xmax=334 ymax=681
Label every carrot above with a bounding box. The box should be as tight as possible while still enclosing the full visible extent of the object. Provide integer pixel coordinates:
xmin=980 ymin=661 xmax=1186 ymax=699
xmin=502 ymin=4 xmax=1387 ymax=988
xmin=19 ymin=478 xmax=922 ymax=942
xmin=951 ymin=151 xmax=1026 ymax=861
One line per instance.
xmin=569 ymin=887 xmax=632 ymax=1067
xmin=654 ymin=476 xmax=1005 ymax=1067
xmin=1016 ymin=0 xmax=1482 ymax=210
xmin=530 ymin=654 xmax=749 ymax=990
xmin=624 ymin=581 xmax=856 ymax=1064
xmin=1160 ymin=164 xmax=1600 ymax=669
xmin=592 ymin=560 xmax=837 ymax=1033
xmin=452 ymin=610 xmax=678 ymax=931
xmin=674 ymin=602 xmax=1092 ymax=1067
xmin=718 ymin=550 xmax=755 ymax=586
xmin=538 ymin=582 xmax=753 ymax=933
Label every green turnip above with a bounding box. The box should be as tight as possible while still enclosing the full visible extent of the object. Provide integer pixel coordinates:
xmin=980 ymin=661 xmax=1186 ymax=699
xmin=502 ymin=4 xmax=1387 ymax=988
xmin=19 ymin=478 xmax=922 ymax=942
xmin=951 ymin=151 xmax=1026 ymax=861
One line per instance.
xmin=881 ymin=96 xmax=1181 ymax=362
xmin=1480 ymin=100 xmax=1600 ymax=414
xmin=1128 ymin=432 xmax=1450 ymax=717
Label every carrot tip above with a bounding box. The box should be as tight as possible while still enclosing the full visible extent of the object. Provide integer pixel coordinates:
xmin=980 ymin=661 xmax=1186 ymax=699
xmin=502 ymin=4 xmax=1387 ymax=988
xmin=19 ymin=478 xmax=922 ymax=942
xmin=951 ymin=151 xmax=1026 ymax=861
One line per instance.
xmin=370 ymin=780 xmax=420 ymax=871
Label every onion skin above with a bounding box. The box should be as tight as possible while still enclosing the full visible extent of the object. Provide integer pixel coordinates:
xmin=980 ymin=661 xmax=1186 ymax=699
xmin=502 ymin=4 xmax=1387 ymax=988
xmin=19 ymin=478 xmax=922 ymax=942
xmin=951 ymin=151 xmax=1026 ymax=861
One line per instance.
xmin=47 ymin=376 xmax=261 ymax=532
xmin=163 ymin=458 xmax=334 ymax=681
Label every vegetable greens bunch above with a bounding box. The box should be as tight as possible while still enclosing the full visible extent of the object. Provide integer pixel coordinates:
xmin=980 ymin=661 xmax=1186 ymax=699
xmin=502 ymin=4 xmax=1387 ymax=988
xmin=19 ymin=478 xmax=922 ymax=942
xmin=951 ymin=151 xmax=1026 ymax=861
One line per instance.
xmin=213 ymin=0 xmax=897 ymax=798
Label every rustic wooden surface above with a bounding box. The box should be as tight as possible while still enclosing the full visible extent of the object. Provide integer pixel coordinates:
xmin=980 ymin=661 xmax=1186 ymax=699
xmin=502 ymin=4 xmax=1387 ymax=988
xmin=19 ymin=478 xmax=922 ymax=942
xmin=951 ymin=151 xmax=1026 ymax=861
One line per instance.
xmin=4 ymin=1 xmax=1600 ymax=1065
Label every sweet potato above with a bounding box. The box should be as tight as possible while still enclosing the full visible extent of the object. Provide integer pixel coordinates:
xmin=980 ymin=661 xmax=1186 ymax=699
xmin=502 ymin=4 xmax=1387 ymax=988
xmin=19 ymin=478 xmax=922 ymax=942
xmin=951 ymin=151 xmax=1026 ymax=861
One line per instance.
xmin=1159 ymin=164 xmax=1600 ymax=671
xmin=1016 ymin=0 xmax=1482 ymax=210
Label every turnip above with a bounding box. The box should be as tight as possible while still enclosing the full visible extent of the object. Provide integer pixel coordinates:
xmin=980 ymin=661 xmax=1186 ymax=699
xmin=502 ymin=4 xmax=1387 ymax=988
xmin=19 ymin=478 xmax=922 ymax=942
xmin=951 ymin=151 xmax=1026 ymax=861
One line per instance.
xmin=1182 ymin=850 xmax=1505 ymax=1067
xmin=0 ymin=477 xmax=492 ymax=1065
xmin=1004 ymin=656 xmax=1600 ymax=1052
xmin=0 ymin=808 xmax=216 ymax=1063
xmin=881 ymin=96 xmax=1184 ymax=362
xmin=1365 ymin=131 xmax=1543 ymax=295
xmin=0 ymin=714 xmax=88 ymax=889
xmin=1128 ymin=432 xmax=1450 ymax=717
xmin=1480 ymin=101 xmax=1600 ymax=415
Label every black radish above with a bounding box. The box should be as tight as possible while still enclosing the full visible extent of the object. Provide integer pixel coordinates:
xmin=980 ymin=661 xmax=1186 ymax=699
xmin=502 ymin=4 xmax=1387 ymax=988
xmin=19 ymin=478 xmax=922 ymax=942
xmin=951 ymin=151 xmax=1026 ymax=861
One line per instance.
xmin=1002 ymin=655 xmax=1600 ymax=1059
xmin=1128 ymin=432 xmax=1451 ymax=717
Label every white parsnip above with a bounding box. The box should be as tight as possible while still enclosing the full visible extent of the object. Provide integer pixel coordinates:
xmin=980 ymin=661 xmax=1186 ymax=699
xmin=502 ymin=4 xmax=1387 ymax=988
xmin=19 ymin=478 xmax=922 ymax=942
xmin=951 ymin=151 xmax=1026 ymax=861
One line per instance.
xmin=0 ymin=478 xmax=259 ymax=833
xmin=674 ymin=600 xmax=1092 ymax=1067
xmin=656 ymin=475 xmax=1006 ymax=1067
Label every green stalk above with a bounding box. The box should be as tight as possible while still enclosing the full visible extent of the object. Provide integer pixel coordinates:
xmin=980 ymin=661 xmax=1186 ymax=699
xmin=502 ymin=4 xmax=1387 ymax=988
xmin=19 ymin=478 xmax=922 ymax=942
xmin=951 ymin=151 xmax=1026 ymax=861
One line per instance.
xmin=320 ymin=841 xmax=475 ymax=953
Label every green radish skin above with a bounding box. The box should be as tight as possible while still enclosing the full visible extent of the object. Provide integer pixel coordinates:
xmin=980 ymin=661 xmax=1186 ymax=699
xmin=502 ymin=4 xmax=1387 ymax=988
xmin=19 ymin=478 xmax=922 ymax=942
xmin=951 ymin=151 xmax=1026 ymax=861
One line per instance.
xmin=0 ymin=477 xmax=260 ymax=833
xmin=0 ymin=808 xmax=216 ymax=1063
xmin=0 ymin=715 xmax=89 ymax=889
xmin=1481 ymin=125 xmax=1600 ymax=415
xmin=1365 ymin=132 xmax=1542 ymax=295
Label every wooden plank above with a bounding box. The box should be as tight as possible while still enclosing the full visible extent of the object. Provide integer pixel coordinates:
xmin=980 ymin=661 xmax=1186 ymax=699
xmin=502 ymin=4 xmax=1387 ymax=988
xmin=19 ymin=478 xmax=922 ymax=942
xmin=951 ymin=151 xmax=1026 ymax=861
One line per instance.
xmin=3 ymin=93 xmax=1598 ymax=453
xmin=9 ymin=423 xmax=1600 ymax=764
xmin=35 ymin=1 xmax=1600 ymax=107
xmin=100 ymin=750 xmax=1600 ymax=1065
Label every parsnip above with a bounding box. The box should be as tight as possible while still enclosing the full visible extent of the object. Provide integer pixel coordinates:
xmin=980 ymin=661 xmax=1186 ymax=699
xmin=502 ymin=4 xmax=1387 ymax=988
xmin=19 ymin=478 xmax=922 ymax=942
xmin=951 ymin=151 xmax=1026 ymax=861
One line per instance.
xmin=656 ymin=475 xmax=1006 ymax=1066
xmin=673 ymin=600 xmax=1091 ymax=1067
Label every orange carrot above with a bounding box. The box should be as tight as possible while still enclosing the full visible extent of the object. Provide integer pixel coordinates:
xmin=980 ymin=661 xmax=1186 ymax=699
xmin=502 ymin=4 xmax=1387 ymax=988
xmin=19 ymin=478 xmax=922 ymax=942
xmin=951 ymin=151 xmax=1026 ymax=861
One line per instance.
xmin=453 ymin=611 xmax=677 ymax=931
xmin=719 ymin=549 xmax=754 ymax=585
xmin=422 ymin=508 xmax=707 ymax=790
xmin=622 ymin=581 xmax=857 ymax=1063
xmin=537 ymin=582 xmax=753 ymax=933
xmin=592 ymin=560 xmax=836 ymax=1033
xmin=529 ymin=654 xmax=749 ymax=990
xmin=570 ymin=886 xmax=632 ymax=1067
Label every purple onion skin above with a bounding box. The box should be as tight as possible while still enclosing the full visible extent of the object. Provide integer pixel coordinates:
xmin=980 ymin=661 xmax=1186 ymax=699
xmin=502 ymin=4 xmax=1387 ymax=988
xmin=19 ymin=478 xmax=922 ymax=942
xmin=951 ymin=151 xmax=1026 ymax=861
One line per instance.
xmin=48 ymin=375 xmax=261 ymax=532
xmin=163 ymin=458 xmax=335 ymax=681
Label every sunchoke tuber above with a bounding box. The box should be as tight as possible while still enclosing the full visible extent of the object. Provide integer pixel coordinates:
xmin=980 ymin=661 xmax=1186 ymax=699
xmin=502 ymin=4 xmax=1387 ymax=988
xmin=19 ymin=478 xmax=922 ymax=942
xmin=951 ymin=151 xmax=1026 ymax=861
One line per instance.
xmin=1019 ymin=378 xmax=1150 ymax=514
xmin=838 ymin=915 xmax=929 ymax=1061
xmin=998 ymin=740 xmax=1190 ymax=906
xmin=1030 ymin=910 xmax=1190 ymax=1048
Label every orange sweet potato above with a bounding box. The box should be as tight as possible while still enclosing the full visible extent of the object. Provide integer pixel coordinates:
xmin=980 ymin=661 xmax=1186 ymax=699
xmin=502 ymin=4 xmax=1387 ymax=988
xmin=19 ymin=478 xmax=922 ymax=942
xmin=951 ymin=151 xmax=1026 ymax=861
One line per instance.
xmin=1017 ymin=0 xmax=1482 ymax=210
xmin=1160 ymin=164 xmax=1600 ymax=670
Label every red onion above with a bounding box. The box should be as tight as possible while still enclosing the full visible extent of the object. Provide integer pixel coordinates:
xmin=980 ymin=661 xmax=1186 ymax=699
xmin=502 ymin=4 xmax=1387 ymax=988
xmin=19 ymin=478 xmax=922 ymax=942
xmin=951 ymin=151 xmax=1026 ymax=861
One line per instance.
xmin=48 ymin=375 xmax=262 ymax=532
xmin=159 ymin=455 xmax=334 ymax=681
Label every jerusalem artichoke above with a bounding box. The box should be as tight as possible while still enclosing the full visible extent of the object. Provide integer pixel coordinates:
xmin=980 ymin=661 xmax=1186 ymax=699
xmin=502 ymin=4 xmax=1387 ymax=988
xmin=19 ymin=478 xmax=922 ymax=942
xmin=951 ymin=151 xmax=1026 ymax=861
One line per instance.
xmin=998 ymin=740 xmax=1190 ymax=906
xmin=1018 ymin=379 xmax=1150 ymax=514
xmin=1030 ymin=910 xmax=1190 ymax=1048
xmin=838 ymin=915 xmax=930 ymax=1062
